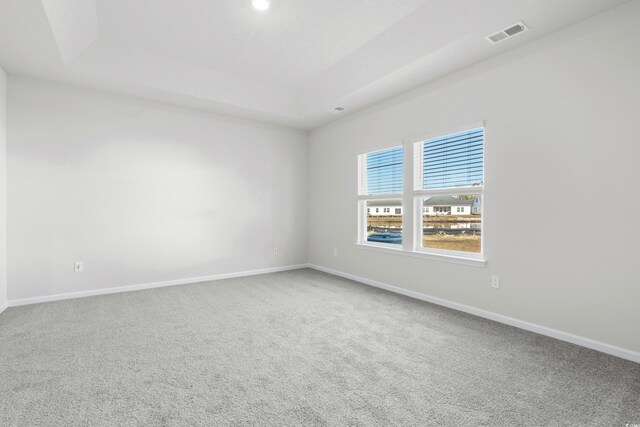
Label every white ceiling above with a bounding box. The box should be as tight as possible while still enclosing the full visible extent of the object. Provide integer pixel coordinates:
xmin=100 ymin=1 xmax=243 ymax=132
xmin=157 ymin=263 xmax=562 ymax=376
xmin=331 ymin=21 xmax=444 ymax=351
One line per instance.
xmin=0 ymin=0 xmax=630 ymax=129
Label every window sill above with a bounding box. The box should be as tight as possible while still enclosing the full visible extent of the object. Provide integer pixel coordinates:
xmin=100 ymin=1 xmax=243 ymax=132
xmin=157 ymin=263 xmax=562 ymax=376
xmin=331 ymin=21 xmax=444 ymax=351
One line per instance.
xmin=355 ymin=243 xmax=487 ymax=267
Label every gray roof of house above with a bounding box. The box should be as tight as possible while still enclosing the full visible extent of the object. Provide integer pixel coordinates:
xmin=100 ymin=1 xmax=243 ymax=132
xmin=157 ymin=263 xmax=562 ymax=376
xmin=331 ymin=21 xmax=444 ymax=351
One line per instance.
xmin=367 ymin=196 xmax=476 ymax=207
xmin=367 ymin=200 xmax=402 ymax=207
xmin=423 ymin=196 xmax=474 ymax=207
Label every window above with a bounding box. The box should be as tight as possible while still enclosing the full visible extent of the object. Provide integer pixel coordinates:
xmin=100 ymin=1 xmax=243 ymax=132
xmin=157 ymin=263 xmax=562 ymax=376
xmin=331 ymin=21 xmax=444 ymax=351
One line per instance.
xmin=356 ymin=126 xmax=484 ymax=265
xmin=358 ymin=146 xmax=403 ymax=246
xmin=414 ymin=128 xmax=484 ymax=256
xmin=358 ymin=127 xmax=484 ymax=265
xmin=419 ymin=128 xmax=483 ymax=190
xmin=421 ymin=194 xmax=481 ymax=253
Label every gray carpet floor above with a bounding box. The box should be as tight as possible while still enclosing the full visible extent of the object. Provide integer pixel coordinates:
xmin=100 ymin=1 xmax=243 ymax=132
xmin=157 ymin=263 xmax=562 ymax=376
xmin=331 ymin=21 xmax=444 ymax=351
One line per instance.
xmin=0 ymin=268 xmax=638 ymax=426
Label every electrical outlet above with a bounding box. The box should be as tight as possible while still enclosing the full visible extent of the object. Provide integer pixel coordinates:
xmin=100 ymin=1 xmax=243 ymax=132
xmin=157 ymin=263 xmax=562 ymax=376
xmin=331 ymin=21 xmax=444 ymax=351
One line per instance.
xmin=491 ymin=275 xmax=500 ymax=289
xmin=333 ymin=248 xmax=338 ymax=257
xmin=74 ymin=261 xmax=83 ymax=272
xmin=273 ymin=247 xmax=278 ymax=255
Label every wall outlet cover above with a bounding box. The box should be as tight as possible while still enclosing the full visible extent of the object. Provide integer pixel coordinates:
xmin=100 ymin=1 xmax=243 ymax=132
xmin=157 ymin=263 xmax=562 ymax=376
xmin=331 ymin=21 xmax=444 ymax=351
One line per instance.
xmin=491 ymin=275 xmax=500 ymax=289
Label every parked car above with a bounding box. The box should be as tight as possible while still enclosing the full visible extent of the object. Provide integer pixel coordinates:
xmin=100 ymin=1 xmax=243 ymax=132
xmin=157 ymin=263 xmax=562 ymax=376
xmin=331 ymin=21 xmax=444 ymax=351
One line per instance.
xmin=367 ymin=232 xmax=402 ymax=244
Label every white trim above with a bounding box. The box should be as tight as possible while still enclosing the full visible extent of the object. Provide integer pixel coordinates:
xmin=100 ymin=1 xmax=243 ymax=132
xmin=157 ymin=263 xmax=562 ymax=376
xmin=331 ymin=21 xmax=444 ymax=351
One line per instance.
xmin=357 ymin=200 xmax=366 ymax=244
xmin=402 ymin=140 xmax=415 ymax=252
xmin=6 ymin=263 xmax=638 ymax=364
xmin=6 ymin=264 xmax=308 ymax=308
xmin=412 ymin=248 xmax=485 ymax=266
xmin=307 ymin=264 xmax=640 ymax=364
xmin=355 ymin=243 xmax=487 ymax=267
xmin=356 ymin=241 xmax=404 ymax=253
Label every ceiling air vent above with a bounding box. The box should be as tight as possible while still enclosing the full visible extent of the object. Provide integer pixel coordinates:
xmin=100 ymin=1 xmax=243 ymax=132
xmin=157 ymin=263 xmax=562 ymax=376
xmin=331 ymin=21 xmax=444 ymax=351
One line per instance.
xmin=485 ymin=21 xmax=529 ymax=45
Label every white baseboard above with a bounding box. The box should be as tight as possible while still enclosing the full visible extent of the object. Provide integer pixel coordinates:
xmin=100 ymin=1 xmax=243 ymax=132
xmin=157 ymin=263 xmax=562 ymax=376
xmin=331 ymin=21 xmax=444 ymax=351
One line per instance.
xmin=5 ymin=262 xmax=639 ymax=364
xmin=308 ymin=263 xmax=640 ymax=364
xmin=7 ymin=264 xmax=308 ymax=308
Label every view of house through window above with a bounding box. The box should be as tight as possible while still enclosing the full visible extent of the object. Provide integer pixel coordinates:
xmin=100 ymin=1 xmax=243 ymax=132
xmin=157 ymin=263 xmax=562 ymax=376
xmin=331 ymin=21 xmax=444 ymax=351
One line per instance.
xmin=358 ymin=146 xmax=404 ymax=246
xmin=358 ymin=127 xmax=483 ymax=256
xmin=417 ymin=128 xmax=484 ymax=254
xmin=366 ymin=200 xmax=403 ymax=245
xmin=422 ymin=195 xmax=482 ymax=253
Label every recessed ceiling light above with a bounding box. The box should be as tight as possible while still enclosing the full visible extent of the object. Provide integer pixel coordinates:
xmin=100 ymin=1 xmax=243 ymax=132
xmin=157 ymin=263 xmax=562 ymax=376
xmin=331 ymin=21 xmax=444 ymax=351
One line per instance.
xmin=252 ymin=0 xmax=271 ymax=11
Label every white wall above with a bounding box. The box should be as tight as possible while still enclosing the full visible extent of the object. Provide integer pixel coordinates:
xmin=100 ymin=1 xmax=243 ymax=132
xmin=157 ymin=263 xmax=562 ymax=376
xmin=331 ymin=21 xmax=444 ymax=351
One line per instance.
xmin=308 ymin=4 xmax=640 ymax=353
xmin=0 ymin=67 xmax=6 ymax=309
xmin=7 ymin=77 xmax=307 ymax=300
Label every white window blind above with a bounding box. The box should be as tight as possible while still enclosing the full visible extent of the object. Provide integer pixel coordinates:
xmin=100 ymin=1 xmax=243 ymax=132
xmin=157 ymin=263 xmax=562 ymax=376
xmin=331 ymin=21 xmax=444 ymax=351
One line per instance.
xmin=423 ymin=128 xmax=484 ymax=190
xmin=366 ymin=146 xmax=403 ymax=195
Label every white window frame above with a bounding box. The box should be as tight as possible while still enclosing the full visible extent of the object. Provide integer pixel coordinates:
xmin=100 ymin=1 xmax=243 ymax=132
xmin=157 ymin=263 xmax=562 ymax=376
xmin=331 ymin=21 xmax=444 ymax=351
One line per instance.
xmin=356 ymin=122 xmax=486 ymax=267
xmin=412 ymin=187 xmax=484 ymax=262
xmin=357 ymin=144 xmax=404 ymax=250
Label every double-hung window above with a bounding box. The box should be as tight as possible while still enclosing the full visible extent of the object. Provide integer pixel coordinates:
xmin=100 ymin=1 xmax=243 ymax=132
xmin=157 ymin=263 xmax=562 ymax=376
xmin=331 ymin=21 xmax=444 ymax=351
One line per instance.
xmin=413 ymin=128 xmax=484 ymax=257
xmin=357 ymin=145 xmax=404 ymax=246
xmin=357 ymin=126 xmax=485 ymax=264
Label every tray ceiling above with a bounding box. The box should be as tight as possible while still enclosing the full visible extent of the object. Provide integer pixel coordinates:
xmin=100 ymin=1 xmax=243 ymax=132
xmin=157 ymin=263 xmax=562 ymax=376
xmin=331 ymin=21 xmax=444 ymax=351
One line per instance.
xmin=0 ymin=0 xmax=630 ymax=129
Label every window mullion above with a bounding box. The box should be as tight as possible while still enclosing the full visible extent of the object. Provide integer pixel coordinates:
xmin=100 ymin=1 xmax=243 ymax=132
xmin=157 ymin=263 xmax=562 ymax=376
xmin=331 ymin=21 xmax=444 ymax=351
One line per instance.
xmin=402 ymin=140 xmax=413 ymax=252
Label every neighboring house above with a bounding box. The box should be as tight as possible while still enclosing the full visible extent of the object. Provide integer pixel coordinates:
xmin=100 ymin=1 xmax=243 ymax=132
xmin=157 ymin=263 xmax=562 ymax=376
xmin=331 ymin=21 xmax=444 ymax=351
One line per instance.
xmin=423 ymin=195 xmax=474 ymax=215
xmin=471 ymin=196 xmax=482 ymax=215
xmin=367 ymin=196 xmax=481 ymax=216
xmin=367 ymin=200 xmax=403 ymax=216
